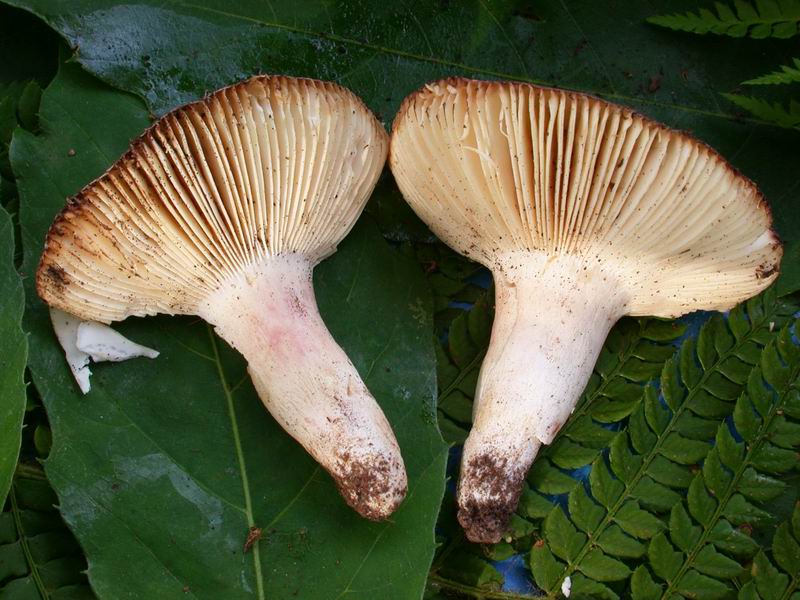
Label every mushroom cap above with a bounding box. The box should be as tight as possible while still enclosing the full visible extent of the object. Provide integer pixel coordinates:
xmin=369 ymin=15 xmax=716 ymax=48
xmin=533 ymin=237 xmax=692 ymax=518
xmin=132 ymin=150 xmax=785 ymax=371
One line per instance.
xmin=390 ymin=78 xmax=782 ymax=317
xmin=37 ymin=75 xmax=388 ymax=323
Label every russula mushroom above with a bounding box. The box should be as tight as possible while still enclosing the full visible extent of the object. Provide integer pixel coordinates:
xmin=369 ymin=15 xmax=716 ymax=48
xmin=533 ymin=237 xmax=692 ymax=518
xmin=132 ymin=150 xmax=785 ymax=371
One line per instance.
xmin=36 ymin=75 xmax=406 ymax=520
xmin=390 ymin=78 xmax=782 ymax=542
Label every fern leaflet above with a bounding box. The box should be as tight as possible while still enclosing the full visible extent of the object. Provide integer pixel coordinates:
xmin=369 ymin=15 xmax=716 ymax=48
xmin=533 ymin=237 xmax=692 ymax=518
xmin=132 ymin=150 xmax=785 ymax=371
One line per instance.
xmin=724 ymin=94 xmax=800 ymax=130
xmin=745 ymin=58 xmax=800 ymax=85
xmin=737 ymin=502 xmax=800 ymax=599
xmin=647 ymin=0 xmax=800 ymax=39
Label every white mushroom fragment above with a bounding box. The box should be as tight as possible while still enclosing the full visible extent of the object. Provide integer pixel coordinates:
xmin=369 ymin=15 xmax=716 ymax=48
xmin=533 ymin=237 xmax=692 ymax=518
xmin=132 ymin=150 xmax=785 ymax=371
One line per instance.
xmin=50 ymin=308 xmax=159 ymax=394
xmin=390 ymin=78 xmax=782 ymax=542
xmin=76 ymin=320 xmax=160 ymax=363
xmin=36 ymin=75 xmax=406 ymax=520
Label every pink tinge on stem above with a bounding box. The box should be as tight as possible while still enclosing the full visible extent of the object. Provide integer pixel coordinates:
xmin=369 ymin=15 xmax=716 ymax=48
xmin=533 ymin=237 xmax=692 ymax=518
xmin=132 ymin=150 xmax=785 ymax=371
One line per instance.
xmin=201 ymin=255 xmax=407 ymax=520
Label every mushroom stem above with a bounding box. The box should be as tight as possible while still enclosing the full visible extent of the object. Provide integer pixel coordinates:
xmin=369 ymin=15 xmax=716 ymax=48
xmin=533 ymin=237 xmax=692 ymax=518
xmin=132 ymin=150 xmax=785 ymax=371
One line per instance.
xmin=200 ymin=255 xmax=407 ymax=520
xmin=457 ymin=254 xmax=629 ymax=543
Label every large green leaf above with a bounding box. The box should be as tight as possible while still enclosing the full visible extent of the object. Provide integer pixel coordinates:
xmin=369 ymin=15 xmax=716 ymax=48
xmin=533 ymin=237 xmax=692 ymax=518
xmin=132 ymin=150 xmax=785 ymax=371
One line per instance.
xmin=0 ymin=202 xmax=26 ymax=505
xmin=5 ymin=0 xmax=800 ymax=292
xmin=11 ymin=58 xmax=447 ymax=599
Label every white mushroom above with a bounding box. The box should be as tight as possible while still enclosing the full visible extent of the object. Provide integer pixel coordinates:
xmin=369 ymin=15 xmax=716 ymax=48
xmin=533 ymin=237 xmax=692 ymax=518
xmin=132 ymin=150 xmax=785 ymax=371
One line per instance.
xmin=36 ymin=75 xmax=406 ymax=520
xmin=390 ymin=78 xmax=782 ymax=542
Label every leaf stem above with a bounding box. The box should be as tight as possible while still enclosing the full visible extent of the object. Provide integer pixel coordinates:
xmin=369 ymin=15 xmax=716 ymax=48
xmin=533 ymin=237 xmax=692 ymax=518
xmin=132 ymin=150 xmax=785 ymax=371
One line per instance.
xmin=428 ymin=574 xmax=534 ymax=600
xmin=207 ymin=326 xmax=265 ymax=600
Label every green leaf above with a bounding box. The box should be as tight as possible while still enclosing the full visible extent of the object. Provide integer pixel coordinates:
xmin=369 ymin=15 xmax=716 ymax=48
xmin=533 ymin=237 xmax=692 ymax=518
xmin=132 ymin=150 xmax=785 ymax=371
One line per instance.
xmin=674 ymin=569 xmax=731 ymax=599
xmin=769 ymin=416 xmax=800 ymax=448
xmin=12 ymin=59 xmax=447 ymax=600
xmin=702 ymin=449 xmax=733 ymax=496
xmin=0 ymin=470 xmax=93 ymax=598
xmin=673 ymin=410 xmax=718 ymax=440
xmin=648 ymin=533 xmax=683 ymax=582
xmin=589 ymin=458 xmax=625 ymax=509
xmin=15 ymin=80 xmax=41 ymax=131
xmin=568 ymin=485 xmax=605 ymax=533
xmin=630 ymin=565 xmax=662 ymax=600
xmin=550 ymin=437 xmax=601 ymax=470
xmin=578 ymin=548 xmax=631 ymax=582
xmin=694 ymin=544 xmax=744 ymax=578
xmin=615 ymin=501 xmax=664 ymax=539
xmin=716 ymin=422 xmax=745 ymax=470
xmin=772 ymin=522 xmax=800 ymax=574
xmin=660 ymin=433 xmax=710 ymax=464
xmin=751 ymin=551 xmax=789 ymax=599
xmin=708 ymin=520 xmax=759 ymax=557
xmin=687 ymin=476 xmax=717 ymax=527
xmin=745 ymin=57 xmax=800 ymax=85
xmin=529 ymin=541 xmax=563 ymax=593
xmin=528 ymin=460 xmax=578 ymax=495
xmin=496 ymin=294 xmax=794 ymax=595
xmin=609 ymin=432 xmax=642 ymax=483
xmin=648 ymin=0 xmax=800 ymax=38
xmin=735 ymin=394 xmax=761 ymax=441
xmin=669 ymin=504 xmax=701 ymax=552
xmin=631 ymin=477 xmax=681 ymax=512
xmin=739 ymin=467 xmax=786 ymax=502
xmin=723 ymin=94 xmax=800 ymax=131
xmin=596 ymin=524 xmax=646 ymax=558
xmin=0 ymin=203 xmax=25 ymax=505
xmin=725 ymin=494 xmax=773 ymax=525
xmin=738 ymin=581 xmax=759 ymax=600
xmin=544 ymin=506 xmax=586 ymax=561
xmin=750 ymin=442 xmax=799 ymax=472
xmin=519 ymin=487 xmax=555 ymax=520
xmin=648 ymin=456 xmax=693 ymax=489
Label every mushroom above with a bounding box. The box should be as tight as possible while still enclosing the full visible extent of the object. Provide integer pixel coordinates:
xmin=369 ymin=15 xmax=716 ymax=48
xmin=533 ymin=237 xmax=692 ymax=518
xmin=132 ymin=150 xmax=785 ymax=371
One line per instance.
xmin=390 ymin=78 xmax=782 ymax=542
xmin=36 ymin=75 xmax=406 ymax=520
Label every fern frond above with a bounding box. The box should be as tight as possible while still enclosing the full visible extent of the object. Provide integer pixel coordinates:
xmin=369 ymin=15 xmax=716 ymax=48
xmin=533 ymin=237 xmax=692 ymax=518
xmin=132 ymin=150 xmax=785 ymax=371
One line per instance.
xmin=527 ymin=288 xmax=798 ymax=599
xmin=745 ymin=58 xmax=800 ymax=84
xmin=632 ymin=321 xmax=800 ymax=599
xmin=647 ymin=0 xmax=800 ymax=39
xmin=724 ymin=94 xmax=800 ymax=129
xmin=436 ymin=291 xmax=493 ymax=444
xmin=0 ymin=466 xmax=93 ymax=598
xmin=737 ymin=502 xmax=800 ymax=599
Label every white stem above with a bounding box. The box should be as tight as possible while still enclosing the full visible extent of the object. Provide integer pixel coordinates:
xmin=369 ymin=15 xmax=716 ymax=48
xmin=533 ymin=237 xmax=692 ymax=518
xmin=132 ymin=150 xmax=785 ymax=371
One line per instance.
xmin=200 ymin=255 xmax=406 ymax=520
xmin=457 ymin=254 xmax=629 ymax=542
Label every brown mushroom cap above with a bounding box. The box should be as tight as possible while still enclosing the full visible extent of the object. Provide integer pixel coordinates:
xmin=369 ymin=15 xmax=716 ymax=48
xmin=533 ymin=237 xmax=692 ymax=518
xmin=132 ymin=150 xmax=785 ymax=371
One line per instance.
xmin=38 ymin=75 xmax=388 ymax=322
xmin=391 ymin=78 xmax=782 ymax=317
